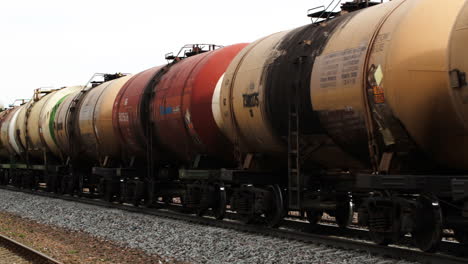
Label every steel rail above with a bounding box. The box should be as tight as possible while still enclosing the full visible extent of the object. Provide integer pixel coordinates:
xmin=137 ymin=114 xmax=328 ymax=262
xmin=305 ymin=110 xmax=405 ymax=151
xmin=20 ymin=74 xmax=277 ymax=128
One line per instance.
xmin=0 ymin=185 xmax=467 ymax=264
xmin=0 ymin=233 xmax=62 ymax=264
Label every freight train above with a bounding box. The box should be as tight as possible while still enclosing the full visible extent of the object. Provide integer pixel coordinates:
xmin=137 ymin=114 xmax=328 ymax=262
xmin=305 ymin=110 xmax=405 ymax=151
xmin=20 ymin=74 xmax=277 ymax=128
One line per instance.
xmin=1 ymin=0 xmax=468 ymax=253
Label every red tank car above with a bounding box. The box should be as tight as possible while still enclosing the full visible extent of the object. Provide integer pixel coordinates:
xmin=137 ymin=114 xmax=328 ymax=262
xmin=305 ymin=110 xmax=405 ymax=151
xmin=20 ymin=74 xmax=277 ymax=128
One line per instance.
xmin=151 ymin=43 xmax=248 ymax=165
xmin=113 ymin=66 xmax=164 ymax=160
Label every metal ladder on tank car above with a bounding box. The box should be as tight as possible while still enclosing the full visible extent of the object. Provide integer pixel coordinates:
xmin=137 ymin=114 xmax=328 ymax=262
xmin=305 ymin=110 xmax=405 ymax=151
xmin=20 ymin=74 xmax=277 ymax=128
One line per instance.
xmin=288 ymin=86 xmax=302 ymax=210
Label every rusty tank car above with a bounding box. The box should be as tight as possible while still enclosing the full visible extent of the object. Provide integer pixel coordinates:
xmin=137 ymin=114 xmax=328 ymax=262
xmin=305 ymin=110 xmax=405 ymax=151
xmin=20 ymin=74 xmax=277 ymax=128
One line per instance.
xmin=1 ymin=0 xmax=468 ymax=255
xmin=113 ymin=66 xmax=164 ymax=161
xmin=218 ymin=0 xmax=468 ymax=251
xmin=150 ymin=43 xmax=248 ymax=166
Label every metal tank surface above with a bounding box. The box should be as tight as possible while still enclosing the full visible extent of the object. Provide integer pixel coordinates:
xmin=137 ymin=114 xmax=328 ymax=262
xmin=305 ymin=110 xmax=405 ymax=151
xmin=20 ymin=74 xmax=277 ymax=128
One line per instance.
xmin=15 ymin=87 xmax=83 ymax=161
xmin=219 ymin=19 xmax=364 ymax=169
xmin=219 ymin=33 xmax=288 ymax=155
xmin=39 ymin=86 xmax=83 ymax=159
xmin=0 ymin=108 xmax=17 ymax=159
xmin=53 ymin=91 xmax=78 ymax=159
xmin=220 ymin=0 xmax=468 ymax=171
xmin=23 ymin=90 xmax=56 ymax=160
xmin=14 ymin=102 xmax=30 ymax=156
xmin=0 ymin=110 xmax=9 ymax=158
xmin=9 ymin=104 xmax=27 ymax=156
xmin=77 ymin=75 xmax=132 ymax=164
xmin=152 ymin=43 xmax=248 ymax=165
xmin=309 ymin=0 xmax=468 ymax=170
xmin=14 ymin=89 xmax=56 ymax=160
xmin=113 ymin=67 xmax=163 ymax=160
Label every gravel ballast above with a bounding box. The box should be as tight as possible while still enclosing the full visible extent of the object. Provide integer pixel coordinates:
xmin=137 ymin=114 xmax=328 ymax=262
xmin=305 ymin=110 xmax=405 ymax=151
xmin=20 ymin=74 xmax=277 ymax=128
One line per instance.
xmin=0 ymin=189 xmax=417 ymax=264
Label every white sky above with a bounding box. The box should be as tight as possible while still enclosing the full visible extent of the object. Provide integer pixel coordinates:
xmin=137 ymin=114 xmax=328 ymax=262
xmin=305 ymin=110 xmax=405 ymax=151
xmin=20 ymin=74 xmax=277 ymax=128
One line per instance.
xmin=0 ymin=0 xmax=386 ymax=107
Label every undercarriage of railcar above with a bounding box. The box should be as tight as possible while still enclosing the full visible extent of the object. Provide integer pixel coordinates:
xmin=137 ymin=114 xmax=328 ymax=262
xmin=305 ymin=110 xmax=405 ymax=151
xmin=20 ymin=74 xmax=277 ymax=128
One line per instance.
xmin=1 ymin=154 xmax=468 ymax=254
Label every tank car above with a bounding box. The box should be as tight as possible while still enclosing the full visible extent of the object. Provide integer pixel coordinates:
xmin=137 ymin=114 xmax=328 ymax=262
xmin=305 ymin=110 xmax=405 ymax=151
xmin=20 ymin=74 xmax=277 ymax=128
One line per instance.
xmin=113 ymin=66 xmax=164 ymax=161
xmin=216 ymin=0 xmax=468 ymax=252
xmin=110 ymin=44 xmax=248 ymax=206
xmin=50 ymin=73 xmax=130 ymax=194
xmin=13 ymin=87 xmax=83 ymax=162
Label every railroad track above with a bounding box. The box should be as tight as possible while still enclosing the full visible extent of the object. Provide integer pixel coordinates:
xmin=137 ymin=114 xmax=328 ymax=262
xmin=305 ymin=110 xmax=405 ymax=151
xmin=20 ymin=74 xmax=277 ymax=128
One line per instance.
xmin=0 ymin=185 xmax=467 ymax=264
xmin=0 ymin=232 xmax=61 ymax=264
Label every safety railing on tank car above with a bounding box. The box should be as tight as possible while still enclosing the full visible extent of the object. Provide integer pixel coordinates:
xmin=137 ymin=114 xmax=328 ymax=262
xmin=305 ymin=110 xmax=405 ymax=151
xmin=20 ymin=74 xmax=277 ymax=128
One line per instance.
xmin=33 ymin=87 xmax=59 ymax=101
xmin=307 ymin=0 xmax=342 ymax=24
xmin=82 ymin=72 xmax=130 ymax=89
xmin=8 ymin=99 xmax=30 ymax=108
xmin=165 ymin=44 xmax=223 ymax=63
xmin=308 ymin=0 xmax=386 ymax=24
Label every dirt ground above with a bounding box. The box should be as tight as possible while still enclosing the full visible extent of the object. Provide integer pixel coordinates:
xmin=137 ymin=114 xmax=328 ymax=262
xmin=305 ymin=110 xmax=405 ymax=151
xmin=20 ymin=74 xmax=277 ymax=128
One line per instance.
xmin=0 ymin=211 xmax=182 ymax=264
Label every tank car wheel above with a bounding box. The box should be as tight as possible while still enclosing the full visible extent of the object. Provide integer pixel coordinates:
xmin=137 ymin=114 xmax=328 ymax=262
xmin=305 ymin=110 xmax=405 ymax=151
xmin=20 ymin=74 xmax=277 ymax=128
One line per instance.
xmin=454 ymin=228 xmax=468 ymax=244
xmin=99 ymin=178 xmax=113 ymax=202
xmin=306 ymin=210 xmax=323 ymax=230
xmin=238 ymin=212 xmax=256 ymax=224
xmin=212 ymin=183 xmax=227 ymax=220
xmin=32 ymin=174 xmax=41 ymax=191
xmin=45 ymin=174 xmax=53 ymax=192
xmin=77 ymin=174 xmax=85 ymax=197
xmin=145 ymin=179 xmax=156 ymax=208
xmin=0 ymin=170 xmax=7 ymax=185
xmin=195 ymin=185 xmax=208 ymax=217
xmin=191 ymin=182 xmax=207 ymax=217
xmin=195 ymin=207 xmax=207 ymax=217
xmin=0 ymin=171 xmax=4 ymax=185
xmin=132 ymin=184 xmax=141 ymax=207
xmin=411 ymin=195 xmax=443 ymax=253
xmin=263 ymin=185 xmax=284 ymax=228
xmin=0 ymin=170 xmax=5 ymax=185
xmin=335 ymin=195 xmax=354 ymax=229
xmin=131 ymin=179 xmax=144 ymax=207
xmin=65 ymin=174 xmax=77 ymax=195
xmin=58 ymin=175 xmax=67 ymax=195
xmin=132 ymin=197 xmax=140 ymax=207
xmin=369 ymin=229 xmax=393 ymax=246
xmin=163 ymin=196 xmax=172 ymax=205
xmin=2 ymin=170 xmax=9 ymax=185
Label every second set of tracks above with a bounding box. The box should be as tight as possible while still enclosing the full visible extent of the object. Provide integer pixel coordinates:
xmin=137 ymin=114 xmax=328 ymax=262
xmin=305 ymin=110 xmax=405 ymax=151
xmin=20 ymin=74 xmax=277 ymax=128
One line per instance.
xmin=0 ymin=232 xmax=61 ymax=264
xmin=0 ymin=185 xmax=467 ymax=264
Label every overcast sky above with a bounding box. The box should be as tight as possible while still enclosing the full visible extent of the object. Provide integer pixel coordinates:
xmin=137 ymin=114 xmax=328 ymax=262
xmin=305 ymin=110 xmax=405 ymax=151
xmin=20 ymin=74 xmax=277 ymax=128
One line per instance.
xmin=0 ymin=0 xmax=386 ymax=107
